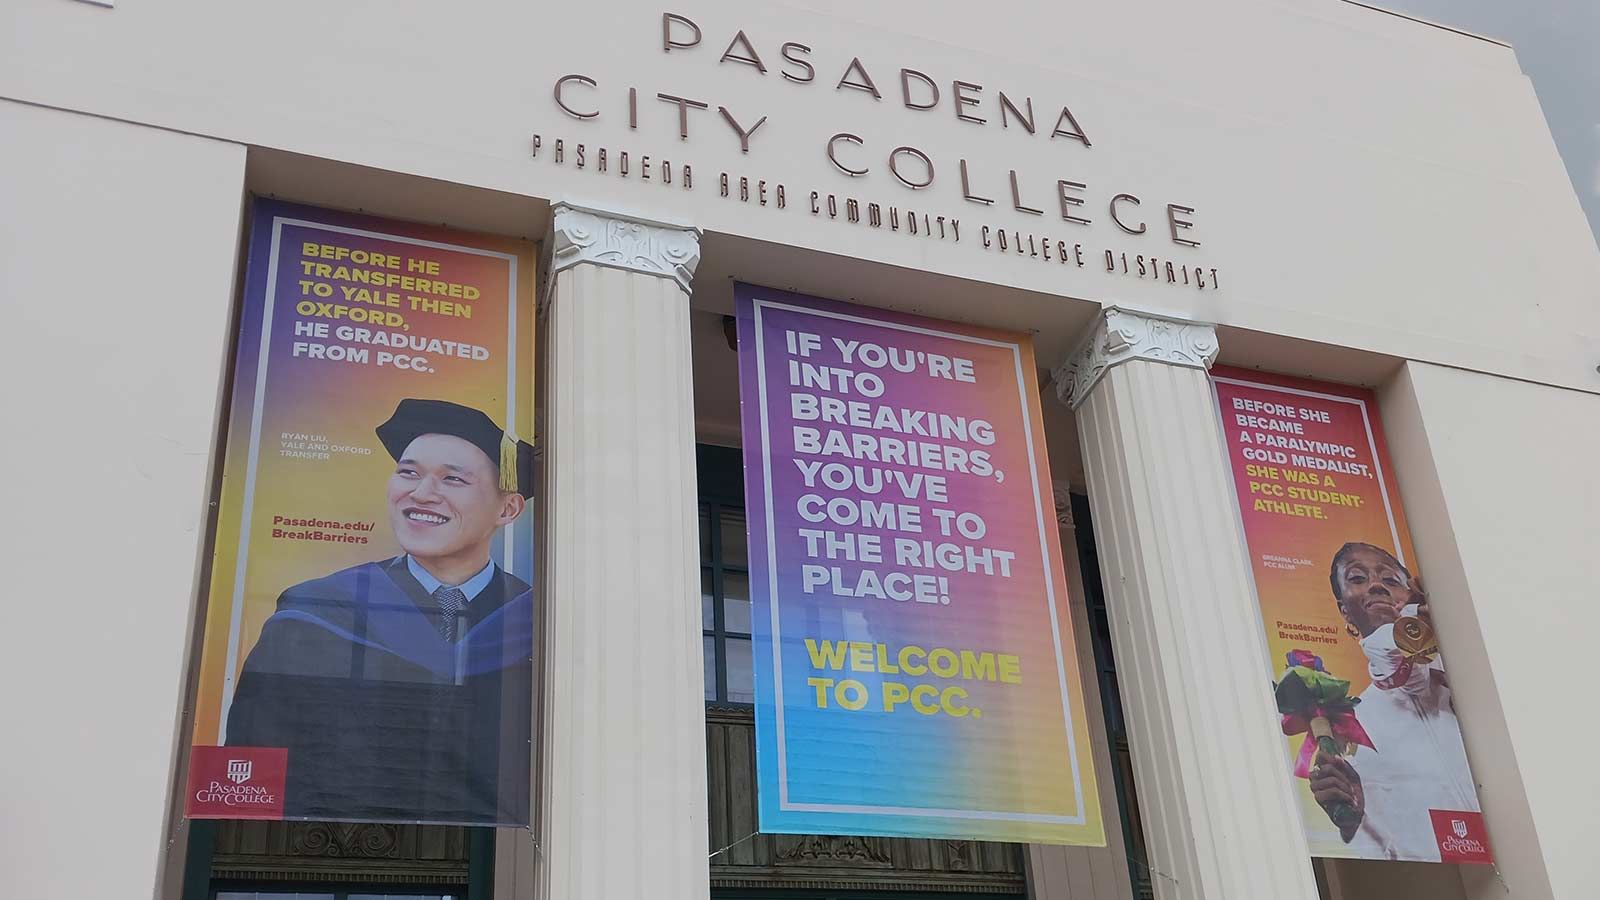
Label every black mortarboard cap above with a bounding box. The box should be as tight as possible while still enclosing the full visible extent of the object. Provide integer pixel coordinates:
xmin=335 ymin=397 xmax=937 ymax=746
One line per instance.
xmin=376 ymin=398 xmax=535 ymax=498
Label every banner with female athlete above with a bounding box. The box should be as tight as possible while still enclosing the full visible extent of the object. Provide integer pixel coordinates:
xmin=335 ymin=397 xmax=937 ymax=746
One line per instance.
xmin=185 ymin=199 xmax=537 ymax=825
xmin=1212 ymin=367 xmax=1490 ymax=863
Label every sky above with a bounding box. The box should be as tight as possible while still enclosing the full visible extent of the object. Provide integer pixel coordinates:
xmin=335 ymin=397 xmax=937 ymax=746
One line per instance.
xmin=1378 ymin=0 xmax=1600 ymax=247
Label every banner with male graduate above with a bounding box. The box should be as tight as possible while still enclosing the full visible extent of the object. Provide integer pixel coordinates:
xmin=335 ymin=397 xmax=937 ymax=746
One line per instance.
xmin=735 ymin=283 xmax=1103 ymax=845
xmin=1211 ymin=367 xmax=1491 ymax=864
xmin=185 ymin=199 xmax=537 ymax=825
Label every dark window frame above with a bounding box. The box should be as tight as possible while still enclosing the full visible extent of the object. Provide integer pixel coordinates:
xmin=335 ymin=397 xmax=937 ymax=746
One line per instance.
xmin=710 ymin=883 xmax=1017 ymax=890
xmin=1071 ymin=491 xmax=1152 ymax=900
xmin=702 ymin=499 xmax=754 ymax=705
xmin=185 ymin=820 xmax=490 ymax=900
xmin=210 ymin=884 xmax=463 ymax=899
xmin=698 ymin=444 xmax=755 ymax=707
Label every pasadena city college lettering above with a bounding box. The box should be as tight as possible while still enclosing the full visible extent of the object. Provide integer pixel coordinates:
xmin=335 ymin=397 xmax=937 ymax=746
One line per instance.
xmin=533 ymin=11 xmax=1225 ymax=294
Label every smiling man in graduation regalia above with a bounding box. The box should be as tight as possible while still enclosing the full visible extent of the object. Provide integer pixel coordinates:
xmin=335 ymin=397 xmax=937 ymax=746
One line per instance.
xmin=226 ymin=399 xmax=536 ymax=824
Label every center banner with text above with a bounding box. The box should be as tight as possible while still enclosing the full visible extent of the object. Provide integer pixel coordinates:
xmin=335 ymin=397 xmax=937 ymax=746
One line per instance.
xmin=735 ymin=284 xmax=1103 ymax=845
xmin=1212 ymin=367 xmax=1491 ymax=864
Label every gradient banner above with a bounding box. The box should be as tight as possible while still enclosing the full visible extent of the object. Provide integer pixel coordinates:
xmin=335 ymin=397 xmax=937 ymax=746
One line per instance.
xmin=186 ymin=200 xmax=537 ymax=825
xmin=735 ymin=284 xmax=1103 ymax=845
xmin=1212 ymin=367 xmax=1490 ymax=864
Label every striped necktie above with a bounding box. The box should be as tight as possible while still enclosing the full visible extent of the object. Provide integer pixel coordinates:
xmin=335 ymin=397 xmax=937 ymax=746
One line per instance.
xmin=434 ymin=585 xmax=468 ymax=642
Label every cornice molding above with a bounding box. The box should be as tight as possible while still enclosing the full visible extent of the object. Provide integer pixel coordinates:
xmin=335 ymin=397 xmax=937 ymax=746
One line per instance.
xmin=1052 ymin=306 xmax=1219 ymax=409
xmin=548 ymin=201 xmax=701 ymax=295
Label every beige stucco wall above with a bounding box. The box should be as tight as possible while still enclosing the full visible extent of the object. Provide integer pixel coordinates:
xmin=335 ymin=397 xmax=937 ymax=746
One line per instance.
xmin=0 ymin=100 xmax=246 ymax=899
xmin=1378 ymin=362 xmax=1600 ymax=900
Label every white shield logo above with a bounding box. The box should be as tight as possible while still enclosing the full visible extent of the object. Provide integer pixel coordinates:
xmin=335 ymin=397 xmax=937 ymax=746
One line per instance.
xmin=1452 ymin=819 xmax=1468 ymax=839
xmin=226 ymin=759 xmax=253 ymax=785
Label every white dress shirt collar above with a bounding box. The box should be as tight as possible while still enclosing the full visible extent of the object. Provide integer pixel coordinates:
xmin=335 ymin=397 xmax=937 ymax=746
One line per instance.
xmin=406 ymin=555 xmax=497 ymax=602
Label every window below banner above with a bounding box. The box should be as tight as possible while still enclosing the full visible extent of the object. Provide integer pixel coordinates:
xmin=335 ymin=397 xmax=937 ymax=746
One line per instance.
xmin=716 ymin=883 xmax=1024 ymax=890
xmin=189 ymin=819 xmax=483 ymax=899
xmin=700 ymin=444 xmax=756 ymax=706
xmin=702 ymin=500 xmax=755 ymax=705
xmin=215 ymin=890 xmax=461 ymax=900
xmin=1069 ymin=493 xmax=1154 ymax=900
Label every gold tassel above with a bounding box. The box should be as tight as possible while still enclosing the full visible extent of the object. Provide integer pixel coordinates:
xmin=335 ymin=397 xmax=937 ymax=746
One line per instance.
xmin=499 ymin=429 xmax=519 ymax=494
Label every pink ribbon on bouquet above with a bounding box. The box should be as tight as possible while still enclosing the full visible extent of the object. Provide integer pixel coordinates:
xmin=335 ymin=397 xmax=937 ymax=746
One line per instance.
xmin=1281 ymin=707 xmax=1376 ymax=778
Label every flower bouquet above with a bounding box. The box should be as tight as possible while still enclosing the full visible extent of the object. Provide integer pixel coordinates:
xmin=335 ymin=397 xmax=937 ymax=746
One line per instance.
xmin=1274 ymin=649 xmax=1373 ymax=833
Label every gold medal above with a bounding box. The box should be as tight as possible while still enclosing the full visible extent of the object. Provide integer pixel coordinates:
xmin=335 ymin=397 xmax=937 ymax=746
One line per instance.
xmin=1393 ymin=615 xmax=1439 ymax=661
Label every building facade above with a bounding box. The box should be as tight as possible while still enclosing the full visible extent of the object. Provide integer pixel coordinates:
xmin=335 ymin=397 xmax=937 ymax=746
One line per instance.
xmin=3 ymin=2 xmax=1597 ymax=900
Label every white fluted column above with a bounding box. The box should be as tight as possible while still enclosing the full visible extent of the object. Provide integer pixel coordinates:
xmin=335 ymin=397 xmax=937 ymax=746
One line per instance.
xmin=1052 ymin=308 xmax=1318 ymax=900
xmin=535 ymin=203 xmax=708 ymax=900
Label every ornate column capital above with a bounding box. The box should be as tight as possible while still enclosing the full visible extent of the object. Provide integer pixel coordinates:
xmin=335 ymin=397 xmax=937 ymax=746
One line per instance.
xmin=548 ymin=201 xmax=702 ymax=295
xmin=1052 ymin=306 xmax=1219 ymax=409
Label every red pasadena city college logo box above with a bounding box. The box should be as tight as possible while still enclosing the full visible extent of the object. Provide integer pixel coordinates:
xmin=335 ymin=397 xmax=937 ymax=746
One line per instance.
xmin=1429 ymin=809 xmax=1493 ymax=864
xmin=187 ymin=746 xmax=287 ymax=819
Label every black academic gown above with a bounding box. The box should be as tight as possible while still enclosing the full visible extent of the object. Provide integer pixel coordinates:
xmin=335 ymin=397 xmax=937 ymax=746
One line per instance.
xmin=226 ymin=556 xmax=533 ymax=824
